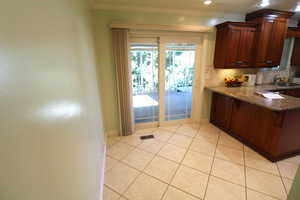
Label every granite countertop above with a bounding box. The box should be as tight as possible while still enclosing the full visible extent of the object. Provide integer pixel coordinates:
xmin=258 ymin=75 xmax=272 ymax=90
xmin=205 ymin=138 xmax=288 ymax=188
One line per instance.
xmin=206 ymin=84 xmax=300 ymax=111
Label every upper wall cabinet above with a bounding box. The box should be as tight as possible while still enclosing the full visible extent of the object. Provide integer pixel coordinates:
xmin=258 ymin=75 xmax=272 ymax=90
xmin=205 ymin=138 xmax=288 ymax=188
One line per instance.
xmin=214 ymin=9 xmax=294 ymax=69
xmin=246 ymin=9 xmax=294 ymax=68
xmin=214 ymin=22 xmax=257 ymax=68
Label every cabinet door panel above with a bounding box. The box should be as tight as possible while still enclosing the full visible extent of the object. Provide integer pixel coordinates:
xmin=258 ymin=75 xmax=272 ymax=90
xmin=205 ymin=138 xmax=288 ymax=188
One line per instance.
xmin=229 ymin=100 xmax=255 ymax=140
xmin=229 ymin=99 xmax=280 ymax=155
xmin=214 ymin=22 xmax=257 ymax=68
xmin=210 ymin=93 xmax=233 ymax=130
xmin=226 ymin=29 xmax=241 ymax=67
xmin=254 ymin=20 xmax=274 ymax=66
xmin=266 ymin=20 xmax=288 ymax=66
xmin=237 ymin=28 xmax=256 ymax=66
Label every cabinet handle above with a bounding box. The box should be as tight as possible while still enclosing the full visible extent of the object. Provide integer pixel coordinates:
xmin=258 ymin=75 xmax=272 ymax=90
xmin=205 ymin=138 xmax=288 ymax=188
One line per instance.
xmin=236 ymin=61 xmax=244 ymax=64
xmin=265 ymin=60 xmax=273 ymax=64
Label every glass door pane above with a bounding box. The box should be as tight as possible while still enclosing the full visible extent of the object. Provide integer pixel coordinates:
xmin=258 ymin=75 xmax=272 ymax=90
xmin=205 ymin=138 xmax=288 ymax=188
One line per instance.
xmin=164 ymin=43 xmax=196 ymax=121
xmin=130 ymin=43 xmax=159 ymax=123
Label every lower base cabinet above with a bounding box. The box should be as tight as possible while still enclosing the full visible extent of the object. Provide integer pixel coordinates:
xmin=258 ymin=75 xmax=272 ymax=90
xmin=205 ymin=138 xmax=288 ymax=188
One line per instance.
xmin=210 ymin=92 xmax=300 ymax=162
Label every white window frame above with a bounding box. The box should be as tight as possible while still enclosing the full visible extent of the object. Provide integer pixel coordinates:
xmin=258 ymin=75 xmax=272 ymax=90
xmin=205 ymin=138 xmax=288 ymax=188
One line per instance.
xmin=129 ymin=31 xmax=206 ymax=129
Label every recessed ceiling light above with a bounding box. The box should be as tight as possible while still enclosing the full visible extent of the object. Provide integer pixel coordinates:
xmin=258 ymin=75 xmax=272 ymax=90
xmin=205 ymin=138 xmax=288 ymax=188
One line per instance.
xmin=204 ymin=0 xmax=212 ymax=5
xmin=259 ymin=0 xmax=270 ymax=7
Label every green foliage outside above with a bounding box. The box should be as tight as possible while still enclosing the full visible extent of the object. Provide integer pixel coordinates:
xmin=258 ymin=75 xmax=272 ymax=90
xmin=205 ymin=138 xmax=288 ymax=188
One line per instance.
xmin=131 ymin=47 xmax=195 ymax=95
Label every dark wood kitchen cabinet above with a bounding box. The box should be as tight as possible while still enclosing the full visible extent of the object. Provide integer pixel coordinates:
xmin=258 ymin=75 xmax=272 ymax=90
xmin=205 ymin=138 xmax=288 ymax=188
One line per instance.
xmin=210 ymin=92 xmax=300 ymax=162
xmin=281 ymin=88 xmax=300 ymax=98
xmin=246 ymin=9 xmax=294 ymax=67
xmin=210 ymin=92 xmax=233 ymax=129
xmin=291 ymin=38 xmax=300 ymax=66
xmin=214 ymin=22 xmax=257 ymax=68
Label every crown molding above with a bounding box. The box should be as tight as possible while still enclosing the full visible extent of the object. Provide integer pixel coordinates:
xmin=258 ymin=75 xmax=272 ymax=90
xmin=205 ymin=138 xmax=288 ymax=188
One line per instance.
xmin=110 ymin=22 xmax=214 ymax=33
xmin=92 ymin=2 xmax=244 ymax=19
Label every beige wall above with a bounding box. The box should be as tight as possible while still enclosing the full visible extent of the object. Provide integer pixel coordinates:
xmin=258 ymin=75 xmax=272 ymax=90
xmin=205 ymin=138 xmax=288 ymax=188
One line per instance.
xmin=93 ymin=9 xmax=259 ymax=132
xmin=0 ymin=0 xmax=105 ymax=199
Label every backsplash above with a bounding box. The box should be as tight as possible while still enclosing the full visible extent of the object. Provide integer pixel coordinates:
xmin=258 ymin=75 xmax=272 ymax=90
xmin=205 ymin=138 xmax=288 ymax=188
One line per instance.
xmin=205 ymin=67 xmax=257 ymax=86
xmin=204 ymin=67 xmax=291 ymax=87
xmin=258 ymin=69 xmax=290 ymax=84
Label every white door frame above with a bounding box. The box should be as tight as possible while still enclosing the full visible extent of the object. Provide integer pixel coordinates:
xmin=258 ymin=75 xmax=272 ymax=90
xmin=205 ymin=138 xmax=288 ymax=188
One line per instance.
xmin=129 ymin=31 xmax=205 ymax=129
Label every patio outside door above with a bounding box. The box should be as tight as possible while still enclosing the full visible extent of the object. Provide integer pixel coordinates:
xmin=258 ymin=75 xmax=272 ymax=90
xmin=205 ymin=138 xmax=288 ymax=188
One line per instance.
xmin=130 ymin=35 xmax=200 ymax=126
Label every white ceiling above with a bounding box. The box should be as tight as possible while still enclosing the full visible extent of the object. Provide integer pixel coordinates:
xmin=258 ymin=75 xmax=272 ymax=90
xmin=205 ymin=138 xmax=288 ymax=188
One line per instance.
xmin=91 ymin=0 xmax=300 ymax=21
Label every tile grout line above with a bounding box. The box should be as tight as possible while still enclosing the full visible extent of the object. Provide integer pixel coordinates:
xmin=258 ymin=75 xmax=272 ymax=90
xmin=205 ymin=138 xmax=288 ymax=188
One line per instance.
xmin=246 ymin=188 xmax=283 ymax=200
xmin=119 ymin=127 xmax=175 ymax=200
xmin=105 ymin=125 xmax=204 ymax=199
xmin=106 ymin=124 xmax=293 ymax=200
xmin=276 ymin=162 xmax=289 ymax=197
xmin=105 ymin=128 xmax=161 ymax=200
xmin=160 ymin=125 xmax=202 ymax=200
xmin=159 ymin=125 xmax=188 ymax=200
xmin=119 ymin=125 xmax=195 ymax=200
xmin=202 ymin=129 xmax=221 ymax=200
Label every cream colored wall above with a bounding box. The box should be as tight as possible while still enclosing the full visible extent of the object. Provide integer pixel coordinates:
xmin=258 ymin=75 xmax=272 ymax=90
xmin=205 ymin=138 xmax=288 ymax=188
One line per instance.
xmin=93 ymin=10 xmax=257 ymax=132
xmin=0 ymin=0 xmax=105 ymax=200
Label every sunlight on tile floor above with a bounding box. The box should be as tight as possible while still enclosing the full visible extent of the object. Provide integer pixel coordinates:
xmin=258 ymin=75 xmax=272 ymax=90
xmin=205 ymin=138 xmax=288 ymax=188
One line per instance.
xmin=103 ymin=123 xmax=299 ymax=200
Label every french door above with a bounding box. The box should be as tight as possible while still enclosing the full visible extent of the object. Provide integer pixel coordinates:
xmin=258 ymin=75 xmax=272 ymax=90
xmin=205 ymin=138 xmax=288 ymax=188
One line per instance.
xmin=130 ymin=34 xmax=201 ymax=127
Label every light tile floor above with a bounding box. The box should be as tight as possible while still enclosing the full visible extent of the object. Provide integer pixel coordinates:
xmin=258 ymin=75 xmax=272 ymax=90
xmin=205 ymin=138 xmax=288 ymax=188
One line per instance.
xmin=104 ymin=123 xmax=299 ymax=200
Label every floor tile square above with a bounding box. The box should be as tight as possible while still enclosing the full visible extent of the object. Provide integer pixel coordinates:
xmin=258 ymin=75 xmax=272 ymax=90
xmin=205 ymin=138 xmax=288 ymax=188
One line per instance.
xmin=162 ymin=186 xmax=199 ymax=200
xmin=103 ymin=186 xmax=120 ymax=200
xmin=144 ymin=156 xmax=179 ymax=183
xmin=168 ymin=134 xmax=193 ymax=148
xmin=212 ymin=158 xmax=245 ymax=186
xmin=124 ymin=173 xmax=168 ymax=200
xmin=197 ymin=124 xmax=220 ymax=141
xmin=189 ymin=138 xmax=217 ymax=156
xmin=134 ymin=128 xmax=157 ymax=135
xmin=120 ymin=135 xmax=143 ymax=147
xmin=137 ymin=138 xmax=166 ymax=154
xmin=158 ymin=125 xmax=180 ymax=132
xmin=176 ymin=126 xmax=198 ymax=137
xmin=246 ymin=167 xmax=286 ymax=199
xmin=205 ymin=176 xmax=246 ymax=200
xmin=182 ymin=150 xmax=213 ymax=173
xmin=277 ymin=161 xmax=298 ymax=180
xmin=107 ymin=136 xmax=122 ymax=148
xmin=171 ymin=165 xmax=209 ymax=199
xmin=247 ymin=189 xmax=278 ymax=200
xmin=105 ymin=156 xmax=119 ymax=172
xmin=215 ymin=145 xmax=244 ymax=165
xmin=244 ymin=151 xmax=279 ymax=176
xmin=218 ymin=132 xmax=243 ymax=150
xmin=182 ymin=123 xmax=200 ymax=129
xmin=158 ymin=144 xmax=187 ymax=163
xmin=107 ymin=142 xmax=135 ymax=160
xmin=105 ymin=162 xmax=140 ymax=194
xmin=158 ymin=124 xmax=181 ymax=132
xmin=282 ymin=155 xmax=300 ymax=165
xmin=153 ymin=129 xmax=174 ymax=142
xmin=122 ymin=148 xmax=154 ymax=170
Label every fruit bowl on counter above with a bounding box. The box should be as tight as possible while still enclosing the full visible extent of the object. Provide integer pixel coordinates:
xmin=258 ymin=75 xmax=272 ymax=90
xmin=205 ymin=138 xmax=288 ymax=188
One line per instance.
xmin=224 ymin=76 xmax=244 ymax=87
